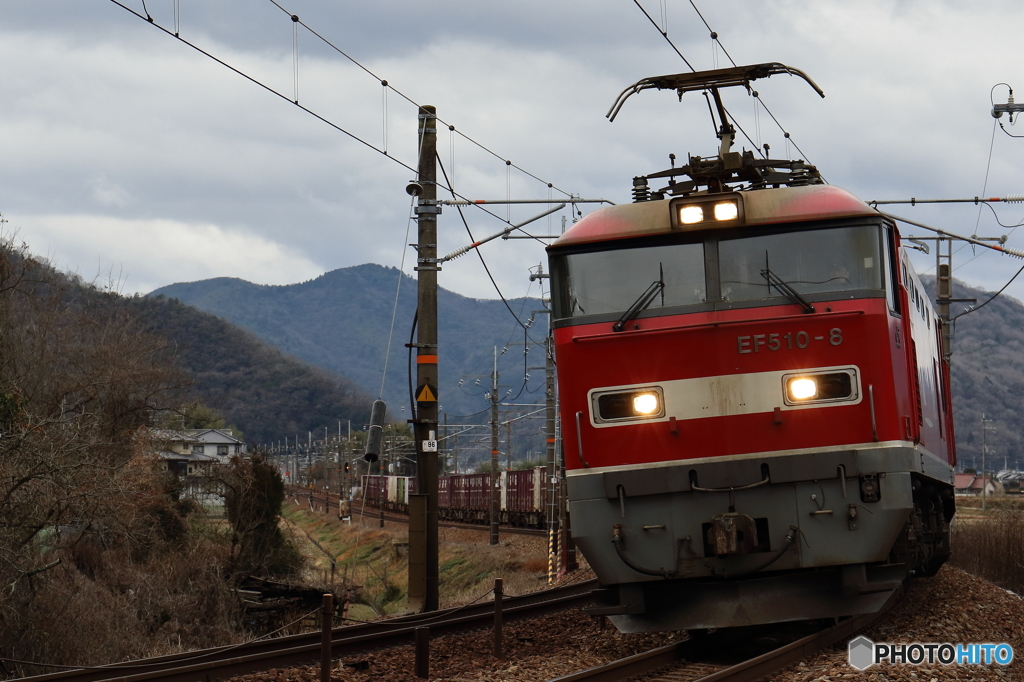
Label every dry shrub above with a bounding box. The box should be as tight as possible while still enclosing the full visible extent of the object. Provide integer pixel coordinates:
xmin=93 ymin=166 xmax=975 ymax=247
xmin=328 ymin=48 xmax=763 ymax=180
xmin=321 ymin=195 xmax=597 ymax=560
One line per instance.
xmin=2 ymin=472 xmax=244 ymax=677
xmin=949 ymin=510 xmax=1024 ymax=594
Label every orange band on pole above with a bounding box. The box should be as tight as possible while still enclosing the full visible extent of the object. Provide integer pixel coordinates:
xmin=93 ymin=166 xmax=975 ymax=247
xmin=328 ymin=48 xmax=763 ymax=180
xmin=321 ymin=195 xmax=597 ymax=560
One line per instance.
xmin=417 ymin=355 xmax=439 ymax=364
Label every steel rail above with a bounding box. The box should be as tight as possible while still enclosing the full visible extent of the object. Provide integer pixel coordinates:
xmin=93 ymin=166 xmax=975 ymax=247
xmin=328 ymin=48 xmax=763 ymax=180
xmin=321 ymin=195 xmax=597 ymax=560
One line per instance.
xmin=546 ymin=586 xmax=903 ymax=682
xmin=17 ymin=580 xmax=596 ymax=682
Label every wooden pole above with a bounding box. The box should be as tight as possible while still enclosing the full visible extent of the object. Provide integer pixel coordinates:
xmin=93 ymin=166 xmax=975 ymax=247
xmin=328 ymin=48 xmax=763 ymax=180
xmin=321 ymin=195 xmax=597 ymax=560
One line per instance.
xmin=320 ymin=593 xmax=333 ymax=682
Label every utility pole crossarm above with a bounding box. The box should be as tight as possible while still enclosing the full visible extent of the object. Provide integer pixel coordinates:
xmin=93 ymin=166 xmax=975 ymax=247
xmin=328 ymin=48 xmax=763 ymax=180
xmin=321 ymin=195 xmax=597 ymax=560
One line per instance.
xmin=882 ymin=212 xmax=1024 ymax=259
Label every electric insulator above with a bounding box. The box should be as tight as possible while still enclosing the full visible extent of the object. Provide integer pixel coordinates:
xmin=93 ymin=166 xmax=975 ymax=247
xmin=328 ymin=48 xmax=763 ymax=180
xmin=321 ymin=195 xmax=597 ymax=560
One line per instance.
xmin=363 ymin=399 xmax=386 ymax=462
xmin=632 ymin=176 xmax=651 ymax=203
xmin=1003 ymin=194 xmax=1024 ymax=203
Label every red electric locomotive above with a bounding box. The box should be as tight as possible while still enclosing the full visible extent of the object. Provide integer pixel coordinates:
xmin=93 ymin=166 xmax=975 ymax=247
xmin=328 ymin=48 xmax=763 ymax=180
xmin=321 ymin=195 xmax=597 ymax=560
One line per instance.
xmin=548 ymin=64 xmax=955 ymax=632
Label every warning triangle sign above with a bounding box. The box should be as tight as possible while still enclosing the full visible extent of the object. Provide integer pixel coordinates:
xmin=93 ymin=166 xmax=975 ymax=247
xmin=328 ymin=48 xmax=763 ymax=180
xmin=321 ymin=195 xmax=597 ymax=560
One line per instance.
xmin=416 ymin=383 xmax=438 ymax=403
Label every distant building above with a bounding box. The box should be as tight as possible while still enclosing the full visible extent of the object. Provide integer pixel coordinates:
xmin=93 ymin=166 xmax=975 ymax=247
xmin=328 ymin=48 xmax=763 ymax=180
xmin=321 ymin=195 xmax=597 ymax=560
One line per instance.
xmin=954 ymin=473 xmax=1000 ymax=496
xmin=152 ymin=428 xmax=246 ymax=477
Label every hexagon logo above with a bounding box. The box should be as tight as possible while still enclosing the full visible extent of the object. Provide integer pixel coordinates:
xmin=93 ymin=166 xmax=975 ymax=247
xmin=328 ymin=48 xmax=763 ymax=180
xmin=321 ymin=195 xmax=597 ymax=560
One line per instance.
xmin=848 ymin=635 xmax=875 ymax=670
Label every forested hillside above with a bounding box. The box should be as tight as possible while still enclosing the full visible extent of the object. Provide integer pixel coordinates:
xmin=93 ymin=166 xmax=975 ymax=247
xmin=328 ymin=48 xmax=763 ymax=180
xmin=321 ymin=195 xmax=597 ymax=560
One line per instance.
xmin=929 ymin=277 xmax=1024 ymax=471
xmin=150 ymin=264 xmax=547 ymax=418
xmin=130 ymin=295 xmax=370 ymax=443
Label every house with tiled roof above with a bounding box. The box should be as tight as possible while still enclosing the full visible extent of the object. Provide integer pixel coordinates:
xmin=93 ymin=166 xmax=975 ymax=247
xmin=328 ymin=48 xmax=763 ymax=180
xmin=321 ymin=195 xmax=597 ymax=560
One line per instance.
xmin=153 ymin=428 xmax=246 ymax=477
xmin=954 ymin=473 xmax=999 ymax=496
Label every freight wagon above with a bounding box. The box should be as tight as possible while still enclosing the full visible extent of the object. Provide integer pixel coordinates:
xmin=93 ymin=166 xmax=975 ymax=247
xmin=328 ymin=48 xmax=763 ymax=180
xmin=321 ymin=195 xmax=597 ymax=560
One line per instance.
xmin=360 ymin=467 xmax=548 ymax=528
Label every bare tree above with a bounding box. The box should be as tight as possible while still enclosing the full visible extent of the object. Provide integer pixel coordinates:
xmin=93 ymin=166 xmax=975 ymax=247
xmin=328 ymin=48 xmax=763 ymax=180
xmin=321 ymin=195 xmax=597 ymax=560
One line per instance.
xmin=0 ymin=237 xmax=237 ymax=670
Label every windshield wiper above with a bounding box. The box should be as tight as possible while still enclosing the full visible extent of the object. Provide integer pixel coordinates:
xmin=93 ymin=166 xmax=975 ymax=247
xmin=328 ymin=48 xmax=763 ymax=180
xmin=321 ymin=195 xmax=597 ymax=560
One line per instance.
xmin=613 ymin=278 xmax=665 ymax=332
xmin=761 ymin=268 xmax=815 ymax=314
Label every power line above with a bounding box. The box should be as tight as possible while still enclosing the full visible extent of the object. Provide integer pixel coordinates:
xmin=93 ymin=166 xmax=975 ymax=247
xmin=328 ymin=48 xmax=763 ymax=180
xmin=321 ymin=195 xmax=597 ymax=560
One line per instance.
xmin=629 ymin=0 xmax=817 ymax=167
xmin=436 ymin=155 xmax=545 ymax=339
xmin=109 ymin=0 xmax=576 ymax=232
xmin=262 ymin=0 xmax=578 ymax=200
xmin=952 ymin=261 xmax=1024 ymax=322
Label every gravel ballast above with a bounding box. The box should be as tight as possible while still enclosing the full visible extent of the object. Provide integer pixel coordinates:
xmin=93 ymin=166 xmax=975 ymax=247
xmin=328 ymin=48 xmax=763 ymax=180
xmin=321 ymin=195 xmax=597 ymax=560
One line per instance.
xmin=227 ymin=564 xmax=1023 ymax=682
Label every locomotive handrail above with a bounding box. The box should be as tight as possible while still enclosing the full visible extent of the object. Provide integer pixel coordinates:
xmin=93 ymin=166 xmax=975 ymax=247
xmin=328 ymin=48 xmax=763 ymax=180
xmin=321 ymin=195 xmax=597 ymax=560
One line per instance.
xmin=690 ymin=473 xmax=770 ymax=492
xmin=574 ymin=412 xmax=591 ymax=468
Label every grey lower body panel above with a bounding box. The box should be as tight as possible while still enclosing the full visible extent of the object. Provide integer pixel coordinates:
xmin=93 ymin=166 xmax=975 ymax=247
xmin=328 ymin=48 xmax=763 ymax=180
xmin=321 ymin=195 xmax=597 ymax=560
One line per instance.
xmin=602 ymin=565 xmax=905 ymax=632
xmin=568 ymin=443 xmax=949 ymax=631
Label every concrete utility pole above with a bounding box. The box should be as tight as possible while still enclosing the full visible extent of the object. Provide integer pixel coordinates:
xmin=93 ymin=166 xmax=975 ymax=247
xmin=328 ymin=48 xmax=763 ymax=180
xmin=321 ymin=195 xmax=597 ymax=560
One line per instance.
xmin=409 ymin=105 xmax=440 ymax=612
xmin=490 ymin=346 xmax=501 ymax=546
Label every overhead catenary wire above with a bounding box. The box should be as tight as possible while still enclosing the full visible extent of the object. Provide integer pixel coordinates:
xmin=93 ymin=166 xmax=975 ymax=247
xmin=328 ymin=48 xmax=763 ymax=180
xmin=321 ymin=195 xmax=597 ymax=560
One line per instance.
xmin=436 ymin=155 xmax=544 ymax=341
xmin=952 ymin=261 xmax=1024 ymax=322
xmin=377 ymin=117 xmax=430 ymax=401
xmin=630 ymin=0 xmax=817 ymax=167
xmin=108 ymin=0 xmax=418 ymax=175
xmin=262 ymin=0 xmax=577 ymax=200
xmin=110 ymin=0 xmax=576 ymax=236
xmin=946 ymin=118 xmax=1003 ymax=274
xmin=884 ymin=211 xmax=1024 ymax=324
xmin=111 ymin=0 xmax=577 ymax=343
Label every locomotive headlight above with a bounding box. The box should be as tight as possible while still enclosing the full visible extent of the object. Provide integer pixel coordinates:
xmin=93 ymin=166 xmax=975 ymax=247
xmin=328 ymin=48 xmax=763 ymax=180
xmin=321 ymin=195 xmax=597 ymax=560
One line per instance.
xmin=679 ymin=205 xmax=704 ymax=224
xmin=593 ymin=386 xmax=665 ymax=422
xmin=783 ymin=369 xmax=858 ymax=406
xmin=787 ymin=377 xmax=818 ymax=401
xmin=713 ymin=200 xmax=739 ymax=221
xmin=632 ymin=392 xmax=660 ymax=415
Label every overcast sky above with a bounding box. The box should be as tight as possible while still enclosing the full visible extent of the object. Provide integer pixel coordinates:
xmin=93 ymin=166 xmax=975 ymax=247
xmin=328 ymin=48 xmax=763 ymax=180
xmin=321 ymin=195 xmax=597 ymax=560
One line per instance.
xmin=3 ymin=0 xmax=1024 ymax=313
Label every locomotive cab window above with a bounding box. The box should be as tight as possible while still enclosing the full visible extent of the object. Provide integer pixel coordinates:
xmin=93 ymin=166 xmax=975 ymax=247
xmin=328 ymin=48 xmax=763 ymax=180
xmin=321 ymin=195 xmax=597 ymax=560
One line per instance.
xmin=550 ymin=221 xmax=889 ymax=324
xmin=556 ymin=242 xmax=706 ymax=318
xmin=718 ymin=225 xmax=883 ymax=303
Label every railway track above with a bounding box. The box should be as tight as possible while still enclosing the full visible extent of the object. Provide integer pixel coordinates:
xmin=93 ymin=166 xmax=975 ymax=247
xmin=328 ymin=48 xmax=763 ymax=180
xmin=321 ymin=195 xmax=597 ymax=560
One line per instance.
xmin=14 ymin=579 xmax=598 ymax=682
xmin=545 ymin=587 xmax=904 ymax=682
xmin=13 ymin=577 xmax=904 ymax=682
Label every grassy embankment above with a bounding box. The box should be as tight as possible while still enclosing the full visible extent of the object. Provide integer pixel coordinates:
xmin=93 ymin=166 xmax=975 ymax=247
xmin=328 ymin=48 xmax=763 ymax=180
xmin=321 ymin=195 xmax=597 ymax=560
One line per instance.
xmin=280 ymin=503 xmax=552 ymax=621
xmin=950 ymin=494 xmax=1024 ymax=594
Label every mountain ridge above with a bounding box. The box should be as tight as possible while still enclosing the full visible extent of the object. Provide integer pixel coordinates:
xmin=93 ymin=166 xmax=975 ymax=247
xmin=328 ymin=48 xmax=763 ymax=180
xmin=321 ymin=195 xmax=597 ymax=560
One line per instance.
xmin=150 ymin=263 xmax=547 ymax=418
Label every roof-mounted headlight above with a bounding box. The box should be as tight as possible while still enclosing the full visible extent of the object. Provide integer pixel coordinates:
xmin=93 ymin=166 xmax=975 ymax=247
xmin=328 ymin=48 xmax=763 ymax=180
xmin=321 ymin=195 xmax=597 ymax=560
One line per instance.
xmin=671 ymin=194 xmax=743 ymax=229
xmin=679 ymin=205 xmax=704 ymax=224
xmin=713 ymin=200 xmax=739 ymax=221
